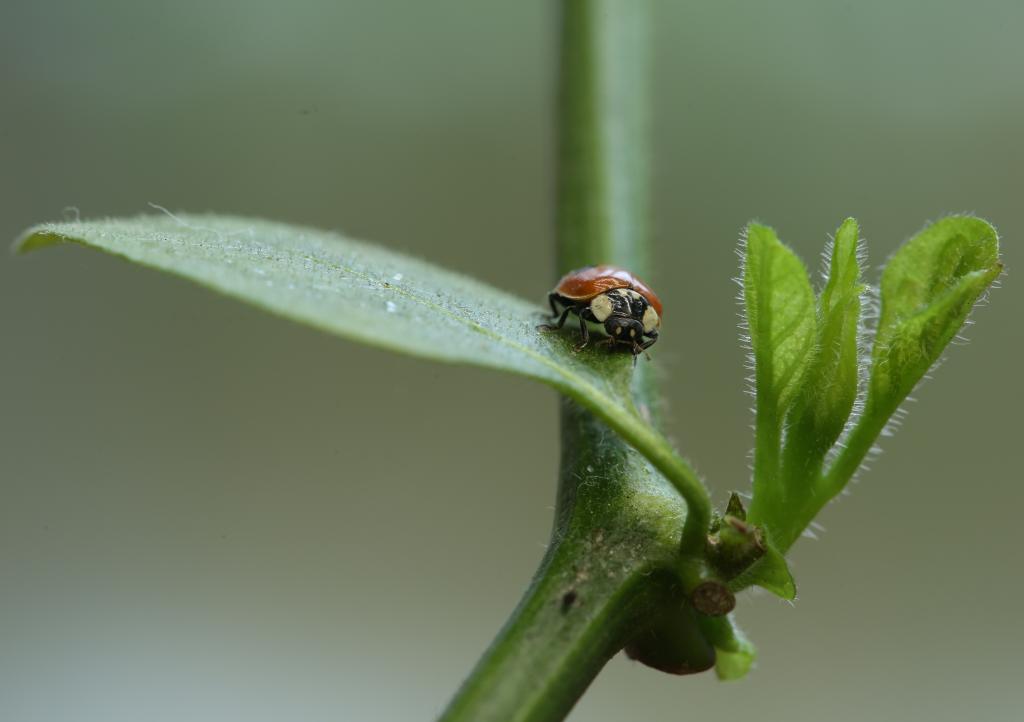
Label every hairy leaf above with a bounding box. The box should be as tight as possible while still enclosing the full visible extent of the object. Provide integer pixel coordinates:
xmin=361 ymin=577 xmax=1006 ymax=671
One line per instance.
xmin=790 ymin=215 xmax=1004 ymax=553
xmin=15 ymin=214 xmax=709 ymax=526
xmin=783 ymin=218 xmax=864 ymax=470
xmin=742 ymin=223 xmax=816 ymax=522
xmin=743 ymin=224 xmax=817 ymax=421
xmin=870 ymin=216 xmax=1001 ymax=413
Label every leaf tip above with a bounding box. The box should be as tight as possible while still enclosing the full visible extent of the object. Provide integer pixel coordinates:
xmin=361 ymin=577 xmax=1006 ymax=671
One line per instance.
xmin=12 ymin=226 xmax=65 ymax=255
xmin=743 ymin=221 xmax=779 ymax=246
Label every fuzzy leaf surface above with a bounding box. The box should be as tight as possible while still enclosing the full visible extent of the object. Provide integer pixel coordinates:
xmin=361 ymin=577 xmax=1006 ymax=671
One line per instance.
xmin=743 ymin=224 xmax=817 ymax=421
xmin=786 ymin=218 xmax=863 ymax=457
xmin=869 ymin=216 xmax=1001 ymax=413
xmin=743 ymin=223 xmax=816 ymax=523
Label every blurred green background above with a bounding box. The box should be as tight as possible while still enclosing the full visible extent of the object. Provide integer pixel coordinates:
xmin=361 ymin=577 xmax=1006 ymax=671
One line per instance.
xmin=2 ymin=1 xmax=1021 ymax=720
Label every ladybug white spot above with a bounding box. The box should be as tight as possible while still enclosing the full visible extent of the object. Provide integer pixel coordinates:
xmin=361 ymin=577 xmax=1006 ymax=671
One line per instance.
xmin=642 ymin=306 xmax=660 ymax=333
xmin=590 ymin=293 xmax=614 ymax=322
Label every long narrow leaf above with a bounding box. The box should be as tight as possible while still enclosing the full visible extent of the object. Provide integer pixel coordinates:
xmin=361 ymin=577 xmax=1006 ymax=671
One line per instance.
xmin=780 ymin=219 xmax=864 ymax=485
xmin=15 ymin=214 xmax=710 ymax=531
xmin=741 ymin=223 xmax=816 ymax=527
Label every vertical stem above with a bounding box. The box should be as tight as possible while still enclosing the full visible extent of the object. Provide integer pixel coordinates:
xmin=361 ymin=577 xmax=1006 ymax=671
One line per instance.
xmin=438 ymin=403 xmax=689 ymax=722
xmin=556 ymin=0 xmax=709 ymax=554
xmin=440 ymin=3 xmax=710 ymax=721
xmin=556 ymin=0 xmax=651 ymax=278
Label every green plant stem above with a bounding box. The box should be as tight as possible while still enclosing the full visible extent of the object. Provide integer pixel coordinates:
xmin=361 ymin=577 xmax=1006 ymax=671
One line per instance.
xmin=439 ymin=406 xmax=687 ymax=722
xmin=573 ymin=398 xmax=709 ymax=552
xmin=442 ymin=2 xmax=713 ymax=720
xmin=439 ymin=547 xmax=671 ymax=722
xmin=556 ymin=0 xmax=650 ymax=276
xmin=821 ymin=403 xmax=888 ymax=497
xmin=553 ymin=0 xmax=709 ymax=549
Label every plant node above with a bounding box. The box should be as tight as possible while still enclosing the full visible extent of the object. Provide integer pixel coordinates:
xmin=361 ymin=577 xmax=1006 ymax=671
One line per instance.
xmin=707 ymin=494 xmax=767 ymax=579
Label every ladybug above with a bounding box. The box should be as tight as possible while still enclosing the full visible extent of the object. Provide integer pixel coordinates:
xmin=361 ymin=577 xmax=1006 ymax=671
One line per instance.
xmin=541 ymin=265 xmax=662 ymax=358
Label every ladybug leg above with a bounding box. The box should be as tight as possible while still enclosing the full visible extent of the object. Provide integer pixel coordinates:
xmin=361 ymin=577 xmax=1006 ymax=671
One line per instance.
xmin=537 ymin=305 xmax=572 ymax=332
xmin=548 ymin=293 xmax=562 ymax=318
xmin=573 ymin=313 xmax=590 ymax=352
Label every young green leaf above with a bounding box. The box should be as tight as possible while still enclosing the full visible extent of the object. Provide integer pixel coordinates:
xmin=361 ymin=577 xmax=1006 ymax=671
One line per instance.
xmin=778 ymin=218 xmax=864 ymax=500
xmin=788 ymin=219 xmax=862 ymax=454
xmin=811 ymin=216 xmax=1002 ymax=538
xmin=742 ymin=223 xmax=816 ymax=524
xmin=868 ymin=216 xmax=1001 ymax=415
xmin=726 ymin=542 xmax=796 ymax=601
xmin=15 ymin=214 xmax=711 ymax=542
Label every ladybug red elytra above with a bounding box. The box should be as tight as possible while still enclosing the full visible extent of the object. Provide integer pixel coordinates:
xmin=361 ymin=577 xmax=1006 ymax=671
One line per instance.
xmin=541 ymin=265 xmax=662 ymax=359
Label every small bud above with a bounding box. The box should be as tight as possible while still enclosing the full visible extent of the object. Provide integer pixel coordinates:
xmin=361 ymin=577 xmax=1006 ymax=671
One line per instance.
xmin=725 ymin=492 xmax=747 ymax=521
xmin=706 ymin=497 xmax=766 ymax=580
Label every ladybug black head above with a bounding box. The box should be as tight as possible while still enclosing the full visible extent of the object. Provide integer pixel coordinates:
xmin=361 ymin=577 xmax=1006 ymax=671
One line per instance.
xmin=604 ymin=315 xmax=645 ymax=345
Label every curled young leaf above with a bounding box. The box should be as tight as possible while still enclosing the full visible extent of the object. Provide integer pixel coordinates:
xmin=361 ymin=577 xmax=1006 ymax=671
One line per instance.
xmin=870 ymin=216 xmax=1001 ymax=415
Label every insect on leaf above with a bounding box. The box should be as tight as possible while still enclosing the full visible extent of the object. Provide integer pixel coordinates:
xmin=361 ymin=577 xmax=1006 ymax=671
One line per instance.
xmin=15 ymin=213 xmax=641 ymax=398
xmin=15 ymin=214 xmax=710 ymax=521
